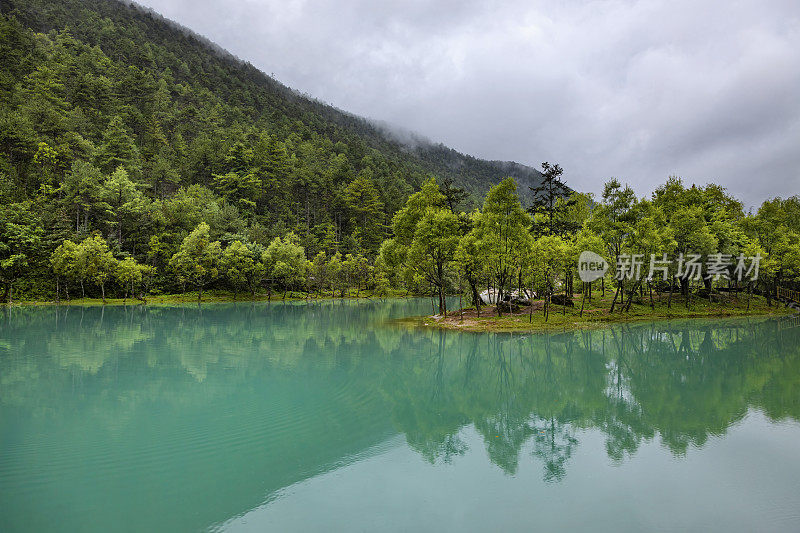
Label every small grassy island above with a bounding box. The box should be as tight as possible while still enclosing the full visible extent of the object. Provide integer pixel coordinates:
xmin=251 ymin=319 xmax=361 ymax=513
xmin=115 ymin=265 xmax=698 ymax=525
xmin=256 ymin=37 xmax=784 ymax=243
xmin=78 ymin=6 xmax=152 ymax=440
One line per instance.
xmin=423 ymin=291 xmax=791 ymax=333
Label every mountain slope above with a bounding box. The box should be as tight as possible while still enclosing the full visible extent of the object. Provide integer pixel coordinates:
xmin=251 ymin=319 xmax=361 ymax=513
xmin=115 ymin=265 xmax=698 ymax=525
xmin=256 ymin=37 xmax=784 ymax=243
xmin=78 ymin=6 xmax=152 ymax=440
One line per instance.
xmin=0 ymin=0 xmax=543 ymax=262
xmin=3 ymin=0 xmax=543 ymax=193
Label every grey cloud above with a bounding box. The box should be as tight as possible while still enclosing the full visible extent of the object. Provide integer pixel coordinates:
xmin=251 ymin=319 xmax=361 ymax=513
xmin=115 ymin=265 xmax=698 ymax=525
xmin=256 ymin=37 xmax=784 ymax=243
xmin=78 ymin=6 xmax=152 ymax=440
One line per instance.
xmin=136 ymin=0 xmax=800 ymax=206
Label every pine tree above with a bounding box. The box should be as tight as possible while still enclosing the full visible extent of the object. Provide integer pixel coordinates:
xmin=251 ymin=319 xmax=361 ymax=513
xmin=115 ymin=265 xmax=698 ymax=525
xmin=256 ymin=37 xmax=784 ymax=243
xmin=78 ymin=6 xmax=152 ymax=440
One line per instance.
xmin=96 ymin=116 xmax=142 ymax=176
xmin=528 ymin=162 xmax=575 ymax=237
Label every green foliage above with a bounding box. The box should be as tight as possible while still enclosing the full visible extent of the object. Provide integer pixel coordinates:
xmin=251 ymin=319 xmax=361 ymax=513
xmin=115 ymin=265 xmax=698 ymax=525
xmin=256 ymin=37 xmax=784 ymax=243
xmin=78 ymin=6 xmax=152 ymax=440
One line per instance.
xmin=0 ymin=1 xmax=798 ymax=304
xmin=530 ymin=235 xmax=570 ymax=312
xmin=343 ymin=171 xmax=385 ymax=254
xmin=0 ymin=201 xmax=43 ymax=301
xmin=96 ymin=116 xmax=142 ymax=175
xmin=220 ymin=239 xmax=264 ymax=297
xmin=262 ymin=233 xmax=308 ymax=293
xmin=116 ymin=256 xmax=151 ymax=299
xmin=78 ymin=233 xmax=117 ymax=301
xmin=528 ymin=162 xmax=575 ymax=236
xmin=472 ymin=177 xmax=531 ymax=300
xmin=169 ymin=222 xmax=222 ymax=299
xmin=405 ymin=207 xmax=461 ymax=314
xmin=0 ymin=0 xmax=549 ymax=301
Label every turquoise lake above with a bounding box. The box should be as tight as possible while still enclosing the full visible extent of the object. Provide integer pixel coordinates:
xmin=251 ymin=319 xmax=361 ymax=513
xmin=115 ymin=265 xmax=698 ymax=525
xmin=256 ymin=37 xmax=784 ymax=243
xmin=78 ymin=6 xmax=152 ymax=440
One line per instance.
xmin=2 ymin=299 xmax=800 ymax=531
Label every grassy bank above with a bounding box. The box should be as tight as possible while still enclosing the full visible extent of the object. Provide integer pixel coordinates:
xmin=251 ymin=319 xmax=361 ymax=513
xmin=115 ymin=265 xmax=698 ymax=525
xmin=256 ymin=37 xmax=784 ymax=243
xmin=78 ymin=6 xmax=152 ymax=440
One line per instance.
xmin=420 ymin=290 xmax=793 ymax=333
xmin=0 ymin=288 xmax=410 ymax=307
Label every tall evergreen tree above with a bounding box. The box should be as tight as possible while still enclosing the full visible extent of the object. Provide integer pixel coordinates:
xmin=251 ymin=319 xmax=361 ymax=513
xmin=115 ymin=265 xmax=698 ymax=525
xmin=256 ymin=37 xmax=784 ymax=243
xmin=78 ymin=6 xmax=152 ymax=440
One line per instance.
xmin=528 ymin=162 xmax=575 ymax=237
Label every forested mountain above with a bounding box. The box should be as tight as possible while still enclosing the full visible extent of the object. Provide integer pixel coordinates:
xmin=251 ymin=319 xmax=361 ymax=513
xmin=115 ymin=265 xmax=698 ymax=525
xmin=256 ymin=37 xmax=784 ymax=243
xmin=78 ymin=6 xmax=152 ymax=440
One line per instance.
xmin=5 ymin=0 xmax=795 ymax=307
xmin=0 ymin=0 xmax=543 ymax=244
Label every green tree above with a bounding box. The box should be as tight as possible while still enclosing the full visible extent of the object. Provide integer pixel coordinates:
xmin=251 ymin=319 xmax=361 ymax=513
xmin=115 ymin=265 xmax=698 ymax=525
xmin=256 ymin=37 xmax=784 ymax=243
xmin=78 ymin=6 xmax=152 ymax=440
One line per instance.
xmin=212 ymin=171 xmax=261 ymax=212
xmin=528 ymin=162 xmax=575 ymax=237
xmin=220 ymin=239 xmax=263 ymax=299
xmin=101 ymin=166 xmax=147 ymax=250
xmin=51 ymin=239 xmax=80 ymax=300
xmin=573 ymin=228 xmax=607 ymax=315
xmin=472 ymin=177 xmax=532 ymax=306
xmin=310 ymin=251 xmax=330 ymax=296
xmin=77 ymin=234 xmax=118 ymax=303
xmin=439 ymin=177 xmax=468 ymax=212
xmin=627 ymin=200 xmax=675 ymax=310
xmin=342 ymin=253 xmax=371 ymax=297
xmin=327 ymin=252 xmax=344 ymax=298
xmin=745 ymin=197 xmax=800 ymax=303
xmin=61 ymin=160 xmax=107 ymax=233
xmin=95 ymin=116 xmax=142 ymax=175
xmin=0 ymin=202 xmax=43 ymax=302
xmin=669 ymin=206 xmax=717 ymax=299
xmin=531 ymin=235 xmax=569 ymax=321
xmin=343 ymin=170 xmax=385 ymax=254
xmin=588 ymin=179 xmax=636 ymax=312
xmin=115 ymin=257 xmax=151 ymax=301
xmin=381 ymin=178 xmax=447 ymax=291
xmin=405 ymin=207 xmax=461 ymax=315
xmin=262 ymin=233 xmax=307 ymax=297
xmin=454 ymin=224 xmax=484 ymax=313
xmin=169 ymin=222 xmax=222 ymax=301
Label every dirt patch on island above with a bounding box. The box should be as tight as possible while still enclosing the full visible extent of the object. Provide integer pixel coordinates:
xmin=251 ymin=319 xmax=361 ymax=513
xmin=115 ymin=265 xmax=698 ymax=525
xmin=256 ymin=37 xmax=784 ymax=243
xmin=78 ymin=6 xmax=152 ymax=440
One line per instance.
xmin=435 ymin=300 xmax=546 ymax=324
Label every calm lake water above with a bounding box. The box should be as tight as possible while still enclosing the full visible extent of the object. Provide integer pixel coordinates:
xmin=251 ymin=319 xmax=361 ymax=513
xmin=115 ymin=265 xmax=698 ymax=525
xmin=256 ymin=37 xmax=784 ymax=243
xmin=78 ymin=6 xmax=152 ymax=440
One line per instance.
xmin=1 ymin=299 xmax=800 ymax=532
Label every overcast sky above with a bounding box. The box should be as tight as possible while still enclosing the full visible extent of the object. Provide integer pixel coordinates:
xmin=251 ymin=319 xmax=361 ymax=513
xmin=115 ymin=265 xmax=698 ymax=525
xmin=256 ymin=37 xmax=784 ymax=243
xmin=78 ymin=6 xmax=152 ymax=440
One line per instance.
xmin=137 ymin=0 xmax=800 ymax=206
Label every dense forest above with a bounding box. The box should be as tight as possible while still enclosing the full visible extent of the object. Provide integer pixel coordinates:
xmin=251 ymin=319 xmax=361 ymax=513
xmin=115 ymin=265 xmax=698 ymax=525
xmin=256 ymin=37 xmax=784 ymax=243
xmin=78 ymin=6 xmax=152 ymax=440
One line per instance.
xmin=0 ymin=0 xmax=798 ymax=307
xmin=0 ymin=0 xmax=543 ymax=300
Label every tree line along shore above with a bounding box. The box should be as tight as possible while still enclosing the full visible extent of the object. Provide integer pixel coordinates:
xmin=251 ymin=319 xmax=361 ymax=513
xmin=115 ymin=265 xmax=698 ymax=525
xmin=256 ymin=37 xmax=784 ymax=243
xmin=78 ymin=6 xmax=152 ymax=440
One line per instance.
xmin=4 ymin=166 xmax=800 ymax=327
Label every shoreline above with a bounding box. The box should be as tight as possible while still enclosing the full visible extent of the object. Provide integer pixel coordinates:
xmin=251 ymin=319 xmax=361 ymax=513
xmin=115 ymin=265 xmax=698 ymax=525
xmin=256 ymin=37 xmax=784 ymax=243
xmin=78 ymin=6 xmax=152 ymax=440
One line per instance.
xmin=397 ymin=294 xmax=795 ymax=334
xmin=4 ymin=292 xmax=794 ymax=335
xmin=0 ymin=289 xmax=410 ymax=308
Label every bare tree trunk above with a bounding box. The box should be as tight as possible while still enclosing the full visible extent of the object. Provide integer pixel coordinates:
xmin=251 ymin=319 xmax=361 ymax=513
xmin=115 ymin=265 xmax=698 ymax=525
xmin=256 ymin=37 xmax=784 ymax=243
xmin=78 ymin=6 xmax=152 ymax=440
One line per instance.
xmin=685 ymin=279 xmax=690 ymax=310
xmin=610 ymin=284 xmax=620 ymax=313
xmin=580 ymin=282 xmax=586 ymax=317
xmin=545 ymin=289 xmax=551 ymax=322
xmin=747 ymin=281 xmax=753 ymax=311
xmin=497 ymin=277 xmax=502 ymax=317
xmin=459 ymin=281 xmax=463 ymax=322
xmin=529 ymin=282 xmax=535 ymax=323
xmin=668 ymin=276 xmax=674 ymax=308
xmin=624 ymin=282 xmax=639 ymax=312
xmin=543 ymin=290 xmax=548 ymax=322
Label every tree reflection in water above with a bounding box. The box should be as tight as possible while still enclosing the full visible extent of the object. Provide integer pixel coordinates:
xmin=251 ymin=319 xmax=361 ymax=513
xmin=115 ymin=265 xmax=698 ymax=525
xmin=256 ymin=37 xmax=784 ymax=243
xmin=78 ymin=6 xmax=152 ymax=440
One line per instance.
xmin=2 ymin=300 xmax=799 ymax=486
